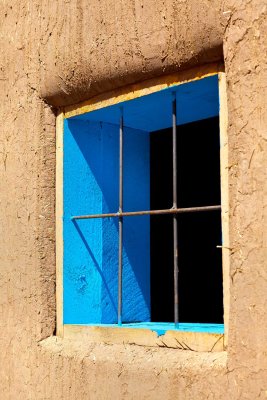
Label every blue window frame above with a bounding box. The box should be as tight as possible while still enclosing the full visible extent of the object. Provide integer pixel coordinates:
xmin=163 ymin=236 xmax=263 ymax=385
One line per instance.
xmin=63 ymin=74 xmax=224 ymax=334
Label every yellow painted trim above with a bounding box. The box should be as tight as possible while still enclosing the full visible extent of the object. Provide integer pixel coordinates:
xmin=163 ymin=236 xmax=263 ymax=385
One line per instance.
xmin=64 ymin=63 xmax=224 ymax=119
xmin=56 ymin=111 xmax=64 ymax=338
xmin=64 ymin=325 xmax=224 ymax=352
xmin=219 ymin=72 xmax=230 ymax=347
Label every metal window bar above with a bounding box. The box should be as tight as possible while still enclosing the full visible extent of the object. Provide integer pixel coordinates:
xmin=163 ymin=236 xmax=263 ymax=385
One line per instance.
xmin=118 ymin=108 xmax=123 ymax=326
xmin=71 ymin=205 xmax=221 ymax=220
xmin=71 ymin=95 xmax=222 ymax=328
xmin=172 ymin=93 xmax=179 ymax=328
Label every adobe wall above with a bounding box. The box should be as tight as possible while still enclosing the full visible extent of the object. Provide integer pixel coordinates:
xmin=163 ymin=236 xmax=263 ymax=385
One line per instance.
xmin=0 ymin=1 xmax=266 ymax=399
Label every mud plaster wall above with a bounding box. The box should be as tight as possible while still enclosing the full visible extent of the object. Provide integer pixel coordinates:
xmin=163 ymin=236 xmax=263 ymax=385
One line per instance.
xmin=0 ymin=0 xmax=266 ymax=399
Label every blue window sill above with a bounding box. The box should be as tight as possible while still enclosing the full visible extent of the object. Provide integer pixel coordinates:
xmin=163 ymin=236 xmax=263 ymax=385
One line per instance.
xmin=65 ymin=322 xmax=224 ymax=336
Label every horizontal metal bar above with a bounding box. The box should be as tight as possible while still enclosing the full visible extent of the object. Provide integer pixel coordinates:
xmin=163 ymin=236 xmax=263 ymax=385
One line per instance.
xmin=71 ymin=205 xmax=221 ymax=220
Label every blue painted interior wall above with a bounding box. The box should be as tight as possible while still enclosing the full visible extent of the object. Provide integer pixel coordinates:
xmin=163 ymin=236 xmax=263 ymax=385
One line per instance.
xmin=74 ymin=75 xmax=219 ymax=132
xmin=63 ymin=120 xmax=150 ymax=324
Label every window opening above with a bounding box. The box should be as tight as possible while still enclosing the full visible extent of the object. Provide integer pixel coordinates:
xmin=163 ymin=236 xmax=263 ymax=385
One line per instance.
xmin=150 ymin=117 xmax=223 ymax=323
xmin=64 ymin=74 xmax=223 ymax=331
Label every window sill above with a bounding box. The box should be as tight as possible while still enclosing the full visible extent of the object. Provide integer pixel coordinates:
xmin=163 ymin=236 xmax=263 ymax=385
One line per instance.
xmin=63 ymin=323 xmax=224 ymax=352
xmin=39 ymin=335 xmax=227 ymax=377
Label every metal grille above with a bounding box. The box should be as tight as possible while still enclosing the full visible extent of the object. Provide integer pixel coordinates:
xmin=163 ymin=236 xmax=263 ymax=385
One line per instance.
xmin=71 ymin=94 xmax=221 ymax=327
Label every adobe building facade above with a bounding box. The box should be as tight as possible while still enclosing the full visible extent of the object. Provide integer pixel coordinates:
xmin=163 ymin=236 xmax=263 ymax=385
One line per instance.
xmin=0 ymin=1 xmax=266 ymax=399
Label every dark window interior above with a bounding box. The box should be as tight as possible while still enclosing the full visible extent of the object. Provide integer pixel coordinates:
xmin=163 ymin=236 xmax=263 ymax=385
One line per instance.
xmin=150 ymin=116 xmax=223 ymax=323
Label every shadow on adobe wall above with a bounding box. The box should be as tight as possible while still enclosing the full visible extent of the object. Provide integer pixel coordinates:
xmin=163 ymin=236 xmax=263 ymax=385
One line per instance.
xmin=39 ymin=1 xmax=225 ymax=107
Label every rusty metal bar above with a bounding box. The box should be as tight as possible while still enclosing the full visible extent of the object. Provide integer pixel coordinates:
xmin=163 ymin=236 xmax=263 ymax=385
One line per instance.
xmin=118 ymin=108 xmax=123 ymax=326
xmin=71 ymin=205 xmax=221 ymax=220
xmin=172 ymin=93 xmax=179 ymax=328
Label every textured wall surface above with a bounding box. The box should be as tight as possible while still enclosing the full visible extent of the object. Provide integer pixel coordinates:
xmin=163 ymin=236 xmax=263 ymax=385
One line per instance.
xmin=0 ymin=0 xmax=266 ymax=398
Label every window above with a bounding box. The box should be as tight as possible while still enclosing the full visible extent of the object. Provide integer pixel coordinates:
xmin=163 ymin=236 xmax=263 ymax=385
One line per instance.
xmin=57 ymin=70 xmax=228 ymax=349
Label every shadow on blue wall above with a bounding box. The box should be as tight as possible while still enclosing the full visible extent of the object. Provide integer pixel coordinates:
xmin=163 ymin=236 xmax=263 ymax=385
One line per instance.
xmin=64 ymin=119 xmax=150 ymax=324
xmin=72 ymin=219 xmax=118 ymax=315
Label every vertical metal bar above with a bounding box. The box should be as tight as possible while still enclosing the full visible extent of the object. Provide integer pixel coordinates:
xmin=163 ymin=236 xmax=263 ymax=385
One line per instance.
xmin=118 ymin=107 xmax=123 ymax=326
xmin=172 ymin=93 xmax=179 ymax=328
